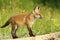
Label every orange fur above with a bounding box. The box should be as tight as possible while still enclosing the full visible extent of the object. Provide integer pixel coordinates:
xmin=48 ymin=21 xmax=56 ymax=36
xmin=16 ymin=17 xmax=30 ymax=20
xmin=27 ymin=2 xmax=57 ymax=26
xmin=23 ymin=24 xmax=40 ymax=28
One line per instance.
xmin=1 ymin=6 xmax=43 ymax=39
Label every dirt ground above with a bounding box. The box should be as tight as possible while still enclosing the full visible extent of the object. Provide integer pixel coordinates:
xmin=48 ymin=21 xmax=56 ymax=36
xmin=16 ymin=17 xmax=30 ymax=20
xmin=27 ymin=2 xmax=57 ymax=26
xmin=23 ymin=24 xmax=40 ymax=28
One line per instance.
xmin=3 ymin=32 xmax=60 ymax=40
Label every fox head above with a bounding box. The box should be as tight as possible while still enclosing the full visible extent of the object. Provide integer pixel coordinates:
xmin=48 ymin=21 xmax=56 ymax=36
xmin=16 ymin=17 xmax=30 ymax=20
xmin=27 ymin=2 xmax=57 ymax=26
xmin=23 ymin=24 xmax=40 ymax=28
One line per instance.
xmin=33 ymin=6 xmax=43 ymax=19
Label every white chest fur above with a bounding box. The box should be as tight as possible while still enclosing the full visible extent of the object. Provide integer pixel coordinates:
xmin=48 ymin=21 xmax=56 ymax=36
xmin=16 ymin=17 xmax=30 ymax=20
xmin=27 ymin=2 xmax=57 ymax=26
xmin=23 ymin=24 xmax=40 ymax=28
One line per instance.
xmin=29 ymin=19 xmax=35 ymax=27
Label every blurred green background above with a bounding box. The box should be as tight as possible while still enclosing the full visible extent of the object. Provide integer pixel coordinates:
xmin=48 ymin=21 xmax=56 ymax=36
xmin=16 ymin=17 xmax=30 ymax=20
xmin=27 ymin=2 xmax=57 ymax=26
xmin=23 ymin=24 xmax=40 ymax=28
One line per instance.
xmin=0 ymin=0 xmax=60 ymax=39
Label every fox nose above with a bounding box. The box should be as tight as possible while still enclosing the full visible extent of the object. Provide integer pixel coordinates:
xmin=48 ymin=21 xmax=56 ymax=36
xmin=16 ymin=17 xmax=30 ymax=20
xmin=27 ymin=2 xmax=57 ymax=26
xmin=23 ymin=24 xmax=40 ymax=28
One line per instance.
xmin=40 ymin=15 xmax=43 ymax=19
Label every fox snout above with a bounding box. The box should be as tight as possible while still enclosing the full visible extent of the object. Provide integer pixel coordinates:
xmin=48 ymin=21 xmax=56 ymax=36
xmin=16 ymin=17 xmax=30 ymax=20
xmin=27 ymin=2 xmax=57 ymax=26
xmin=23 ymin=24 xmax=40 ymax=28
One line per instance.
xmin=40 ymin=15 xmax=43 ymax=19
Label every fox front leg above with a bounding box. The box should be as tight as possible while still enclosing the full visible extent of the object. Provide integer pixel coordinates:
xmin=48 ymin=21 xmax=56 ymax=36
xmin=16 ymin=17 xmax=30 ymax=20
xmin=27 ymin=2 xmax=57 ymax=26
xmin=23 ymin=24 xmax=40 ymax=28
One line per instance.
xmin=26 ymin=24 xmax=35 ymax=37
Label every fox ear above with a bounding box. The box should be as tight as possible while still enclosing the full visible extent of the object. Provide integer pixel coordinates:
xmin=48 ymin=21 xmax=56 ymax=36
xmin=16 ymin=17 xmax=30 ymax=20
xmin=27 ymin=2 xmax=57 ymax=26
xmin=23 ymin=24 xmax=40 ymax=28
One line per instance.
xmin=32 ymin=6 xmax=40 ymax=14
xmin=34 ymin=6 xmax=40 ymax=11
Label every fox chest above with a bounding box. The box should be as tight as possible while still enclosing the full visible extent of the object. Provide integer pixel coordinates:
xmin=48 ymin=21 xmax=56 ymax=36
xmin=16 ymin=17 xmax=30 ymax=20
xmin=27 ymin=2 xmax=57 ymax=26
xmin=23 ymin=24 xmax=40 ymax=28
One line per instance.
xmin=31 ymin=20 xmax=35 ymax=25
xmin=29 ymin=19 xmax=35 ymax=27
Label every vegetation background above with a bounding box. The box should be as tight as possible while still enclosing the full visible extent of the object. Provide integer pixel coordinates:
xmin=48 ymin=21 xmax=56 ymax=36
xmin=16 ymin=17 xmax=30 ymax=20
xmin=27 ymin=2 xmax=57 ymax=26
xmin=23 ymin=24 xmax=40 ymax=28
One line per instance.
xmin=0 ymin=0 xmax=60 ymax=39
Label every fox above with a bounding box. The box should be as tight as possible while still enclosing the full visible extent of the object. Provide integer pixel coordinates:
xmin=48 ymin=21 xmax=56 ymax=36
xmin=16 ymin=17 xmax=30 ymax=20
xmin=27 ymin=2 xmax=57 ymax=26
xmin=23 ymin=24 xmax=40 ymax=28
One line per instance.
xmin=0 ymin=6 xmax=43 ymax=39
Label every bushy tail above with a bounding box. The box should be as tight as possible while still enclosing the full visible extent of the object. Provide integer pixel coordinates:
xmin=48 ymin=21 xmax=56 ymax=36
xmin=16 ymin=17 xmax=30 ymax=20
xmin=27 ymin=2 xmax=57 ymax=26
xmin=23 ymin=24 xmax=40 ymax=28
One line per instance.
xmin=0 ymin=19 xmax=10 ymax=28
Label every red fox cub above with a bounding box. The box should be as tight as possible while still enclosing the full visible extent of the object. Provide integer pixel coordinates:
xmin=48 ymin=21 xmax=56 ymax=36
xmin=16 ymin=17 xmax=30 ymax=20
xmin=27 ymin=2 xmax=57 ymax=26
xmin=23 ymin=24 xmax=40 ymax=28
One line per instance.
xmin=0 ymin=6 xmax=43 ymax=39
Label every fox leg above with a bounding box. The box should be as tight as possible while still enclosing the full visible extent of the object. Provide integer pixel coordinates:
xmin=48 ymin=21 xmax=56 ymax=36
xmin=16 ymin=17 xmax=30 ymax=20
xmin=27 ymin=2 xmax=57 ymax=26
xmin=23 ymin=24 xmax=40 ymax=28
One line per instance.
xmin=27 ymin=24 xmax=35 ymax=37
xmin=11 ymin=24 xmax=18 ymax=39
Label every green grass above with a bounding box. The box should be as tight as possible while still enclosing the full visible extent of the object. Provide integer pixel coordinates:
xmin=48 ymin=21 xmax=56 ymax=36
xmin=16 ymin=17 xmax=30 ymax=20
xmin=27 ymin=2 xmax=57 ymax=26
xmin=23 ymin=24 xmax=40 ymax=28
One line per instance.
xmin=0 ymin=0 xmax=60 ymax=39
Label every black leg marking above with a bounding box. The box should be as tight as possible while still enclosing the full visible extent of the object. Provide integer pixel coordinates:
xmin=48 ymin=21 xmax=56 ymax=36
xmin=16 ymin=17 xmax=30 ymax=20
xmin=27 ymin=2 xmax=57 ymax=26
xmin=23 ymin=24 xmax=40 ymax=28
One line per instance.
xmin=27 ymin=24 xmax=35 ymax=37
xmin=11 ymin=24 xmax=18 ymax=39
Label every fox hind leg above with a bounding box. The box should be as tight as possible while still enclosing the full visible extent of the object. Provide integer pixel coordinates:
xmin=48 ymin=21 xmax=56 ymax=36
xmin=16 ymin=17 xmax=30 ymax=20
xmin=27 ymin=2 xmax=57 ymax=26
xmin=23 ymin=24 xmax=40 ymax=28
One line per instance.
xmin=11 ymin=24 xmax=18 ymax=39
